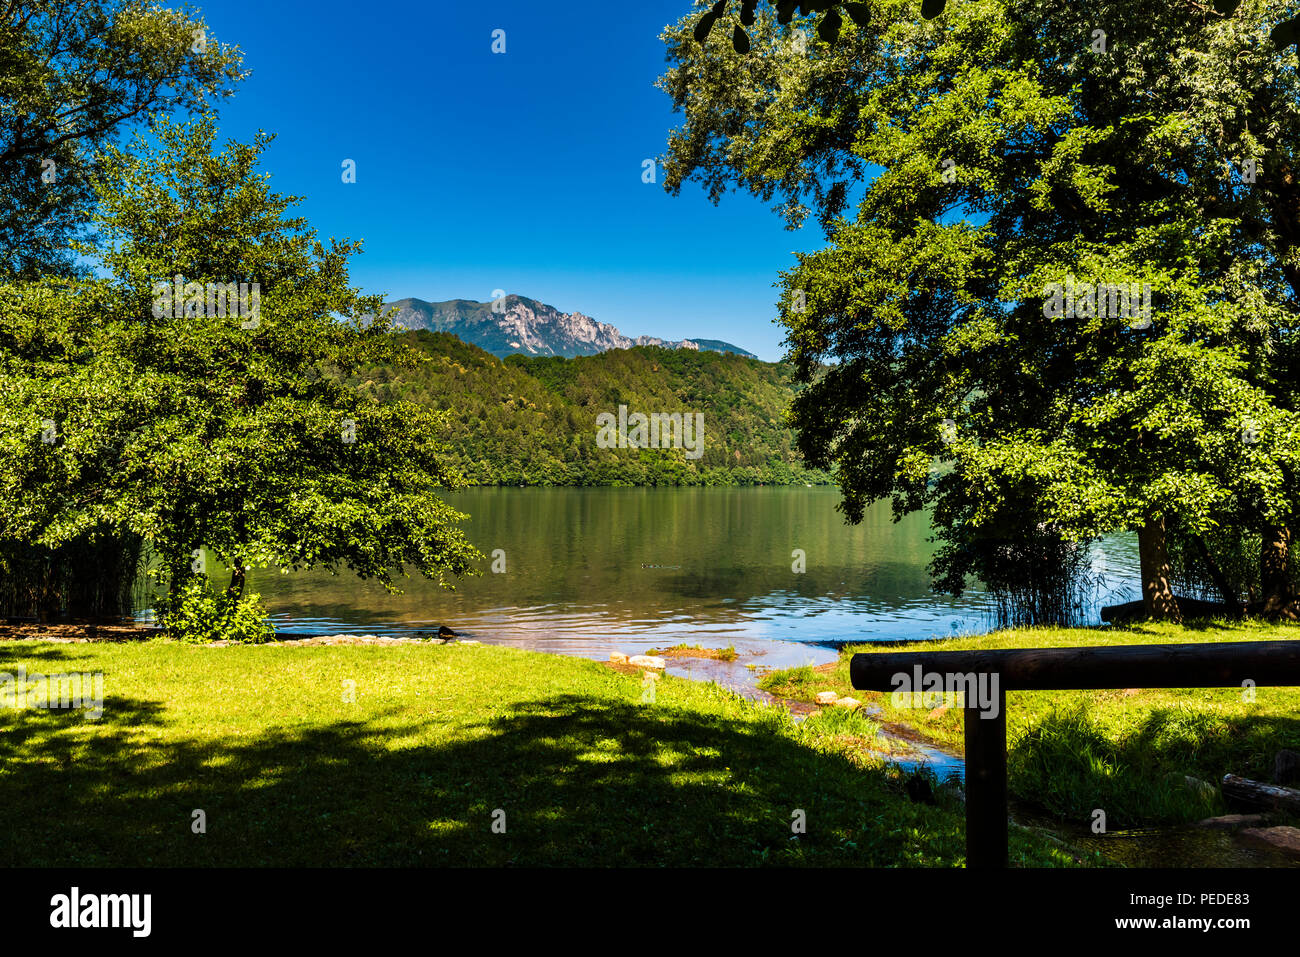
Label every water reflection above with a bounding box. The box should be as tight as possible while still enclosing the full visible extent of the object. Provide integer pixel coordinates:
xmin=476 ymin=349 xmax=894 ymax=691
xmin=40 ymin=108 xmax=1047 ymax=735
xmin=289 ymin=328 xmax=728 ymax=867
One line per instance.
xmin=225 ymin=487 xmax=1142 ymax=653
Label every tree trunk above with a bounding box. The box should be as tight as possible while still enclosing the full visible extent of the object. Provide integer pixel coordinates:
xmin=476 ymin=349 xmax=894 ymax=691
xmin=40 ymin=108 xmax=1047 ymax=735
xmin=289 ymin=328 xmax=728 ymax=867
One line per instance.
xmin=1192 ymin=534 xmax=1240 ymax=610
xmin=1138 ymin=515 xmax=1182 ymax=622
xmin=226 ymin=564 xmax=246 ymax=603
xmin=1261 ymin=524 xmax=1293 ymax=616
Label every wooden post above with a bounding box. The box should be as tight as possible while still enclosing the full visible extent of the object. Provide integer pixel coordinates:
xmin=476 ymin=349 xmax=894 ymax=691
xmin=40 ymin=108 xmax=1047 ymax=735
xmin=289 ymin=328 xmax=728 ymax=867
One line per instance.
xmin=963 ymin=684 xmax=1006 ymax=868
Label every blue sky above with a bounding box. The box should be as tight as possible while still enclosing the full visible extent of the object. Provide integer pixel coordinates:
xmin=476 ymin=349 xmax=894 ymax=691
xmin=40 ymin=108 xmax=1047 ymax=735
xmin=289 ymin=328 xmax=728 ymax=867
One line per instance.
xmin=191 ymin=0 xmax=824 ymax=361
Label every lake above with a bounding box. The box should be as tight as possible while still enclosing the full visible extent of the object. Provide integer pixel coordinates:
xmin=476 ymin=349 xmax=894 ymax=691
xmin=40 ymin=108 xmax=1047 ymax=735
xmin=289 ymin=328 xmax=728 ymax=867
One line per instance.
xmin=230 ymin=487 xmax=1143 ymax=688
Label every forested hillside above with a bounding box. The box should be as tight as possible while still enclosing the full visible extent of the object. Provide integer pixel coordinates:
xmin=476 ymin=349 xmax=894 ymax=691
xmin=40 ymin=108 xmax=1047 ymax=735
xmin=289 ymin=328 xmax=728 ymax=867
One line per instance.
xmin=348 ymin=331 xmax=831 ymax=486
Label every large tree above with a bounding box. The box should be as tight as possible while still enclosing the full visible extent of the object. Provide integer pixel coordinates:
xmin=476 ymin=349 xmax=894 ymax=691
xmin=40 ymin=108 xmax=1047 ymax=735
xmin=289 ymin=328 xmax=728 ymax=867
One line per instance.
xmin=661 ymin=0 xmax=1300 ymax=619
xmin=0 ymin=0 xmax=244 ymax=618
xmin=0 ymin=116 xmax=480 ymax=614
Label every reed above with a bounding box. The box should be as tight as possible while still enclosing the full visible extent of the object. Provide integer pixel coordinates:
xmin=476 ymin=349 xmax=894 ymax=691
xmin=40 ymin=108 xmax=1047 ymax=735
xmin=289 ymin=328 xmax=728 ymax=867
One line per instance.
xmin=0 ymin=531 xmax=145 ymax=621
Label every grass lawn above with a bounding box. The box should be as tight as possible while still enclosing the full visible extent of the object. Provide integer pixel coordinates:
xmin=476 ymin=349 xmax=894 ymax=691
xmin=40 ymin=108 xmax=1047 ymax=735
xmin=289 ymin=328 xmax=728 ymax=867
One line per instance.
xmin=759 ymin=620 xmax=1300 ymax=829
xmin=0 ymin=638 xmax=1089 ymax=867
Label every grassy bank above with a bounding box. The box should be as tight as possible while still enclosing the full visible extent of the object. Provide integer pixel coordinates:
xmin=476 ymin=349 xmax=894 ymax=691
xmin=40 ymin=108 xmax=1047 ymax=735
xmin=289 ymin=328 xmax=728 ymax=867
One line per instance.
xmin=759 ymin=620 xmax=1300 ymax=828
xmin=0 ymin=638 xmax=1087 ymax=867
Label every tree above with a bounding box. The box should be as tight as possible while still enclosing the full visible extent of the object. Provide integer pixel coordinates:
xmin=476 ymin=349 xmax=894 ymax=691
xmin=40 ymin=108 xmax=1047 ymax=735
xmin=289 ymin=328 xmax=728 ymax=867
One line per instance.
xmin=0 ymin=0 xmax=243 ymax=618
xmin=0 ymin=116 xmax=480 ymax=615
xmin=0 ymin=0 xmax=244 ymax=279
xmin=689 ymin=0 xmax=1300 ymax=54
xmin=661 ymin=0 xmax=1300 ymax=620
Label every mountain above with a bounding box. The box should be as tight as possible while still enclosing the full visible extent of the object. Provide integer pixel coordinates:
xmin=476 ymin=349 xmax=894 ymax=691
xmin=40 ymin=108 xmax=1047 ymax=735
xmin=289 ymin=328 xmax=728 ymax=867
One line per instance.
xmin=380 ymin=295 xmax=757 ymax=360
xmin=350 ymin=330 xmax=829 ymax=487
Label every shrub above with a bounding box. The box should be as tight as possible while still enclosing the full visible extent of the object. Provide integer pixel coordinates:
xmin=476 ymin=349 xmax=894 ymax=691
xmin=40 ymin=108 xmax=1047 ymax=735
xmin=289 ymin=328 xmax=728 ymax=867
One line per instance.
xmin=159 ymin=576 xmax=273 ymax=644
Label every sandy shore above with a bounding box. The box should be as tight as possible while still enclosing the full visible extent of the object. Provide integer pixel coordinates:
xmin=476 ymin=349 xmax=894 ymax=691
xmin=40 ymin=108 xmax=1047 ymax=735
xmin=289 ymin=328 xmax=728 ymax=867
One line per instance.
xmin=0 ymin=622 xmax=159 ymax=642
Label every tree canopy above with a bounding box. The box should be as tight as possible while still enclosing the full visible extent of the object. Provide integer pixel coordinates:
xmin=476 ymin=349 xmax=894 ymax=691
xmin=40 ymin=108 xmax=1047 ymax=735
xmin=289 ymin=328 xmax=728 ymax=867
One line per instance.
xmin=360 ymin=329 xmax=832 ymax=487
xmin=0 ymin=0 xmax=244 ymax=279
xmin=662 ymin=0 xmax=1300 ymax=619
xmin=0 ymin=117 xmax=480 ymax=613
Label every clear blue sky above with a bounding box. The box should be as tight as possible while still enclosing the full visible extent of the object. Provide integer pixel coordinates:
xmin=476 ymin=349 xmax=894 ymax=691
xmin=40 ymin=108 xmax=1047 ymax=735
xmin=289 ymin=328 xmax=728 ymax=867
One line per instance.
xmin=192 ymin=0 xmax=823 ymax=362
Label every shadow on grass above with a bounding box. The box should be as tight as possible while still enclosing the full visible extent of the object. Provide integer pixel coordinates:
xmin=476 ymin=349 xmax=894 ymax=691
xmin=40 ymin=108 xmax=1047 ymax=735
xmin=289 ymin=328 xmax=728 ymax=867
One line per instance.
xmin=0 ymin=647 xmax=1002 ymax=867
xmin=1114 ymin=617 xmax=1300 ymax=635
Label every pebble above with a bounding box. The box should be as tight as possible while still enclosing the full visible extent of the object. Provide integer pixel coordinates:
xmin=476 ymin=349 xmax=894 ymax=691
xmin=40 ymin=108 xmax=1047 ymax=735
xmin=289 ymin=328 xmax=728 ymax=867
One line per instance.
xmin=230 ymin=634 xmax=460 ymax=647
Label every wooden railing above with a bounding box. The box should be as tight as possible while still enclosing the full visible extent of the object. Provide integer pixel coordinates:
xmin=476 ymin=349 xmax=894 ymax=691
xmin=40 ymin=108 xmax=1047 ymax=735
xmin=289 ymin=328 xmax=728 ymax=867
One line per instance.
xmin=849 ymin=640 xmax=1300 ymax=867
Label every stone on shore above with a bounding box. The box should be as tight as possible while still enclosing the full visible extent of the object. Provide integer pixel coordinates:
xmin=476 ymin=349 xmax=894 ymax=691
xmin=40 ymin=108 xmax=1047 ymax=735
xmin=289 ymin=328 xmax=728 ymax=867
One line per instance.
xmin=609 ymin=652 xmax=629 ymax=664
xmin=1239 ymin=825 xmax=1300 ymax=859
xmin=832 ymin=696 xmax=861 ymax=709
xmin=1274 ymin=749 xmax=1300 ymax=785
xmin=1184 ymin=775 xmax=1217 ymax=802
xmin=815 ymin=691 xmax=839 ymax=705
xmin=628 ymin=655 xmax=666 ymax=670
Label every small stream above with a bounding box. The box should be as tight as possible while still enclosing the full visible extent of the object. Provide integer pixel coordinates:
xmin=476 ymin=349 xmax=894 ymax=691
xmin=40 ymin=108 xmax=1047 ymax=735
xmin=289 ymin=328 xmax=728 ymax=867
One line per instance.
xmin=1013 ymin=809 xmax=1300 ymax=868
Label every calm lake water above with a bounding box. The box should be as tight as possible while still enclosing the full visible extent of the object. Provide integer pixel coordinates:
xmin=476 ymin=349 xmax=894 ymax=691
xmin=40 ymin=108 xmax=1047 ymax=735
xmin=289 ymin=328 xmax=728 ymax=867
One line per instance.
xmin=217 ymin=487 xmax=1142 ymax=682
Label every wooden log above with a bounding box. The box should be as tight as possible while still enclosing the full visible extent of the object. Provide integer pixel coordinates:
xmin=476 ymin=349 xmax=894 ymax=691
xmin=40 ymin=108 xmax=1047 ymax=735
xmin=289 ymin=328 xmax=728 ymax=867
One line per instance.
xmin=850 ymin=640 xmax=1300 ymax=692
xmin=1221 ymin=774 xmax=1300 ymax=815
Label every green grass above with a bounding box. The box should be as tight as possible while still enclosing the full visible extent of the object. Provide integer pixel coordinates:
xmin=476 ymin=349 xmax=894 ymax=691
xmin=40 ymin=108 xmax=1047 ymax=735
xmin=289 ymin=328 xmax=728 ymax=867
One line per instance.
xmin=647 ymin=643 xmax=739 ymax=661
xmin=759 ymin=619 xmax=1300 ymax=828
xmin=0 ymin=639 xmax=1089 ymax=866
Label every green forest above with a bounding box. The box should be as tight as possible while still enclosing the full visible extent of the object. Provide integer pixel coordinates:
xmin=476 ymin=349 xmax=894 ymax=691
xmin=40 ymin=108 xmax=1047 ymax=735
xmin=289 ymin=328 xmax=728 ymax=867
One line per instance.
xmin=350 ymin=331 xmax=832 ymax=487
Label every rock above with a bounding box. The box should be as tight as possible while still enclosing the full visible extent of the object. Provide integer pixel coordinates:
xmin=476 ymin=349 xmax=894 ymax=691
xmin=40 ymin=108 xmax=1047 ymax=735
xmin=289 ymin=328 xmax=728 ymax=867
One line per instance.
xmin=815 ymin=691 xmax=839 ymax=705
xmin=1273 ymin=749 xmax=1300 ymax=786
xmin=642 ymin=671 xmax=661 ymax=682
xmin=905 ymin=775 xmax=936 ymax=805
xmin=375 ymin=297 xmax=756 ymax=362
xmin=609 ymin=652 xmax=630 ymax=664
xmin=1195 ymin=814 xmax=1270 ymax=830
xmin=1239 ymin=825 xmax=1300 ymax=860
xmin=456 ymin=639 xmax=480 ymax=646
xmin=832 ymin=697 xmax=861 ymax=709
xmin=628 ymin=655 xmax=666 ymax=670
xmin=1184 ymin=775 xmax=1217 ymax=802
